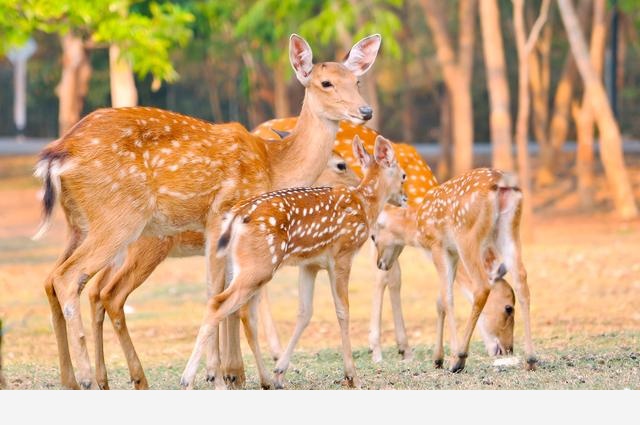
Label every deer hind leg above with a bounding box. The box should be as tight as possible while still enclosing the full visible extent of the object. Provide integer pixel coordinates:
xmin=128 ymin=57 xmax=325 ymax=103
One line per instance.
xmin=452 ymin=238 xmax=492 ymax=373
xmin=239 ymin=296 xmax=272 ymax=389
xmin=100 ymin=237 xmax=172 ymax=389
xmin=221 ymin=314 xmax=245 ymax=389
xmin=88 ymin=265 xmax=118 ymax=390
xmin=368 ymin=263 xmax=388 ymax=363
xmin=258 ymin=287 xmax=283 ymax=361
xmin=52 ymin=223 xmax=143 ymax=390
xmin=330 ymin=256 xmax=360 ymax=389
xmin=497 ymin=204 xmax=536 ymax=370
xmin=181 ymin=268 xmax=269 ymax=390
xmin=274 ymin=265 xmax=318 ymax=389
xmin=44 ymin=227 xmax=83 ymax=389
xmin=431 ymin=245 xmax=458 ymax=370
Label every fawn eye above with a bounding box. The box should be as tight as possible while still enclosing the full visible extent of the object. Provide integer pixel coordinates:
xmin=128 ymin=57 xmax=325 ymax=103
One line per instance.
xmin=371 ymin=234 xmax=376 ymax=242
xmin=402 ymin=173 xmax=407 ymax=182
xmin=321 ymin=81 xmax=333 ymax=88
xmin=337 ymin=162 xmax=347 ymax=171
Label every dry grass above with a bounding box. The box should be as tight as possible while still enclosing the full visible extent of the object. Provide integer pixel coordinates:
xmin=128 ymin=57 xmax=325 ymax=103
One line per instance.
xmin=0 ymin=155 xmax=639 ymax=390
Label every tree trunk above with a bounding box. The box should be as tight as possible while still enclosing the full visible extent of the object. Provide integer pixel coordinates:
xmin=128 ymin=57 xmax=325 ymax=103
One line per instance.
xmin=57 ymin=33 xmax=91 ymax=136
xmin=421 ymin=0 xmax=476 ymax=176
xmin=273 ymin=60 xmax=290 ymax=118
xmin=437 ymin=85 xmax=452 ymax=181
xmin=204 ymin=57 xmax=224 ymax=122
xmin=513 ymin=0 xmax=551 ymax=239
xmin=109 ymin=44 xmax=138 ymax=107
xmin=558 ymin=0 xmax=638 ymax=219
xmin=575 ymin=0 xmax=608 ymax=209
xmin=480 ymin=0 xmax=514 ymax=171
xmin=529 ymin=23 xmax=552 ymax=157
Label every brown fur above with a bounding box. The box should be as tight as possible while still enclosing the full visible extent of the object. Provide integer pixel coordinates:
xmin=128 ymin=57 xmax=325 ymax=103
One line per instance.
xmin=179 ymin=135 xmax=405 ymax=389
xmin=35 ymin=34 xmax=381 ymax=389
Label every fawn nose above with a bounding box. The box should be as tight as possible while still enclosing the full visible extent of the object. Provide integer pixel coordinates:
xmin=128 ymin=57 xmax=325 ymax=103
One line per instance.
xmin=359 ymin=106 xmax=373 ymax=121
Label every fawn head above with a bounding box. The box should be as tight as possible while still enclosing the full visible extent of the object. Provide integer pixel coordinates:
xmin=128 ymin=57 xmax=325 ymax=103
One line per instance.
xmin=371 ymin=206 xmax=414 ymax=271
xmin=314 ymin=151 xmax=361 ymax=188
xmin=290 ymin=34 xmax=381 ymax=124
xmin=480 ymin=279 xmax=515 ymax=356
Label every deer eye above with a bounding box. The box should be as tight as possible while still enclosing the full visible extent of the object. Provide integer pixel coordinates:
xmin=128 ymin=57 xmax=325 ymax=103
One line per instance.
xmin=402 ymin=173 xmax=407 ymax=182
xmin=321 ymin=81 xmax=333 ymax=88
xmin=371 ymin=234 xmax=376 ymax=242
xmin=337 ymin=162 xmax=347 ymax=171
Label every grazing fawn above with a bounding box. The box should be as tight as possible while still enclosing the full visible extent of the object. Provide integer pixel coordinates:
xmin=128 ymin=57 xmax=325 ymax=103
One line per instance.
xmin=411 ymin=168 xmax=536 ymax=372
xmin=34 ymin=33 xmax=381 ymax=389
xmin=86 ymin=150 xmax=359 ymax=390
xmin=371 ymin=205 xmax=516 ymax=359
xmin=180 ymin=135 xmax=407 ymax=389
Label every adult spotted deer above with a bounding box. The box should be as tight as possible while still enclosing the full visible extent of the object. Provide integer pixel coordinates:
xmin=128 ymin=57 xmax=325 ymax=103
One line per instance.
xmin=371 ymin=205 xmax=516 ymax=359
xmin=86 ymin=150 xmax=359 ymax=390
xmin=180 ymin=135 xmax=407 ymax=389
xmin=410 ymin=168 xmax=536 ymax=372
xmin=34 ymin=33 xmax=381 ymax=390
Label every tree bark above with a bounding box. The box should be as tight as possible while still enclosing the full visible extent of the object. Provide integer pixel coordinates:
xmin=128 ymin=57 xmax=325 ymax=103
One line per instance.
xmin=273 ymin=59 xmax=290 ymax=118
xmin=513 ymin=0 xmax=551 ymax=238
xmin=109 ymin=44 xmax=138 ymax=107
xmin=421 ymin=0 xmax=476 ymax=176
xmin=575 ymin=0 xmax=608 ymax=209
xmin=56 ymin=33 xmax=92 ymax=136
xmin=203 ymin=57 xmax=225 ymax=122
xmin=437 ymin=84 xmax=452 ymax=181
xmin=529 ymin=23 xmax=552 ymax=160
xmin=558 ymin=0 xmax=638 ymax=219
xmin=480 ymin=0 xmax=514 ymax=171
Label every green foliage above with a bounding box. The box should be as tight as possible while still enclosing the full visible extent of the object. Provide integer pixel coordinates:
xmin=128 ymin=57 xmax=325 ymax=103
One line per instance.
xmin=0 ymin=0 xmax=194 ymax=82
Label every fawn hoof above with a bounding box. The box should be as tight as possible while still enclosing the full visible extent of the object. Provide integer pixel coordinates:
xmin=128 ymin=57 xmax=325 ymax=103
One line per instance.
xmin=261 ymin=381 xmax=272 ymax=390
xmin=434 ymin=358 xmax=444 ymax=369
xmin=132 ymin=377 xmax=149 ymax=390
xmin=399 ymin=348 xmax=413 ymax=361
xmin=273 ymin=368 xmax=286 ymax=389
xmin=223 ymin=367 xmax=246 ymax=389
xmin=450 ymin=353 xmax=468 ymax=373
xmin=97 ymin=381 xmax=109 ymax=391
xmin=371 ymin=350 xmax=383 ymax=364
xmin=205 ymin=374 xmax=216 ymax=384
xmin=342 ymin=375 xmax=361 ymax=389
xmin=525 ymin=356 xmax=538 ymax=371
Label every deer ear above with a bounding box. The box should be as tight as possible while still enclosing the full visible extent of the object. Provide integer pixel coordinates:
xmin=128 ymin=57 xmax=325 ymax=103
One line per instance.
xmin=373 ymin=135 xmax=395 ymax=168
xmin=343 ymin=34 xmax=381 ymax=76
xmin=352 ymin=135 xmax=371 ymax=169
xmin=289 ymin=34 xmax=314 ymax=86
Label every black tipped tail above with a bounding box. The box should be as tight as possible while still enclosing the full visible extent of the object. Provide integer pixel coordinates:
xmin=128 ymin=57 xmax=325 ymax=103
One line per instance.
xmin=216 ymin=214 xmax=237 ymax=257
xmin=33 ymin=160 xmax=56 ymax=240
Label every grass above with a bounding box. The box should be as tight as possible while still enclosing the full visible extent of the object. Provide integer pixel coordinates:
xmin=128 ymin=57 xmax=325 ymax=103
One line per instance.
xmin=1 ymin=154 xmax=640 ymax=390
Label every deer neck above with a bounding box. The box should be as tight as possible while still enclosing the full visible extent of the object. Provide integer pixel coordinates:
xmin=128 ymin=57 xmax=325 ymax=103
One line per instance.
xmin=267 ymin=93 xmax=338 ymax=190
xmin=355 ymin=169 xmax=387 ymax=225
xmin=403 ymin=206 xmax=421 ymax=247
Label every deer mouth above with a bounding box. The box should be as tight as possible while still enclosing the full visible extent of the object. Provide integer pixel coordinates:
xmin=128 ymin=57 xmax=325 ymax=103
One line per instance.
xmin=347 ymin=115 xmax=367 ymax=125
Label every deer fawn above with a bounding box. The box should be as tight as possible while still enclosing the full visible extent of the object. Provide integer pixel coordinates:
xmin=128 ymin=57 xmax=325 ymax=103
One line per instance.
xmin=180 ymin=135 xmax=407 ymax=389
xmin=371 ymin=205 xmax=516 ymax=359
xmin=86 ymin=150 xmax=359 ymax=390
xmin=259 ymin=119 xmax=523 ymax=365
xmin=409 ymin=168 xmax=536 ymax=372
xmin=34 ymin=33 xmax=381 ymax=389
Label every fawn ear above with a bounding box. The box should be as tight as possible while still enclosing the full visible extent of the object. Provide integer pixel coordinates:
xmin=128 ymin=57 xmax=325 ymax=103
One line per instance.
xmin=290 ymin=34 xmax=314 ymax=86
xmin=343 ymin=34 xmax=381 ymax=76
xmin=352 ymin=135 xmax=371 ymax=169
xmin=373 ymin=135 xmax=396 ymax=168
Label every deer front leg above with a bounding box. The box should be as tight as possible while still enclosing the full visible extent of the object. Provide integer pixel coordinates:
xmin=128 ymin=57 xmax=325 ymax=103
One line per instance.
xmin=434 ymin=296 xmax=446 ymax=368
xmin=387 ymin=260 xmax=412 ymax=361
xmin=330 ymin=256 xmax=360 ymax=389
xmin=431 ymin=245 xmax=458 ymax=370
xmin=452 ymin=242 xmax=491 ymax=373
xmin=273 ymin=265 xmax=318 ymax=389
xmin=368 ymin=264 xmax=388 ymax=363
xmin=258 ymin=287 xmax=283 ymax=361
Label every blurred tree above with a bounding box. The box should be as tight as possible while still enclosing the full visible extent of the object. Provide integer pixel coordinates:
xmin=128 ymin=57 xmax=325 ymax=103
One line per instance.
xmin=420 ymin=0 xmax=476 ymax=176
xmin=480 ymin=0 xmax=514 ymax=171
xmin=558 ymin=0 xmax=638 ymax=219
xmin=513 ymin=0 xmax=550 ymax=237
xmin=1 ymin=0 xmax=193 ymax=134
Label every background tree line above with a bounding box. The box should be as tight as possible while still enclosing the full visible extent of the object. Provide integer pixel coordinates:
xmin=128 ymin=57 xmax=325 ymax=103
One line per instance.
xmin=0 ymin=0 xmax=638 ymax=219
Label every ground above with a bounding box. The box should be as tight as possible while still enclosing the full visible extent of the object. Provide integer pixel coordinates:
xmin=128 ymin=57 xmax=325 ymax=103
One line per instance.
xmin=0 ymin=152 xmax=639 ymax=390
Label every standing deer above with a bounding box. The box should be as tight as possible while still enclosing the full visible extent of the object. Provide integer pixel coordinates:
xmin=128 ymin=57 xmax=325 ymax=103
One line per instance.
xmin=86 ymin=150 xmax=359 ymax=390
xmin=180 ymin=135 xmax=407 ymax=389
xmin=256 ymin=119 xmax=520 ymax=364
xmin=371 ymin=205 xmax=516 ymax=359
xmin=34 ymin=33 xmax=381 ymax=390
xmin=408 ymin=168 xmax=536 ymax=372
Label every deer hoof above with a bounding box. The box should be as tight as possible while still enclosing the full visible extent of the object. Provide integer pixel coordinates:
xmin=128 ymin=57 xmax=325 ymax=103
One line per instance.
xmin=525 ymin=356 xmax=538 ymax=371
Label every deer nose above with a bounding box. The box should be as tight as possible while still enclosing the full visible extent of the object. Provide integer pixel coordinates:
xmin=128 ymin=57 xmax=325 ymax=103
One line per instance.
xmin=359 ymin=106 xmax=373 ymax=121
